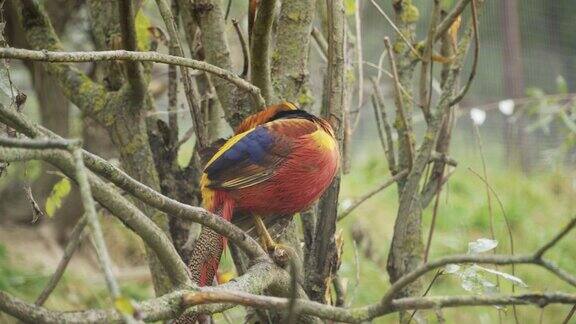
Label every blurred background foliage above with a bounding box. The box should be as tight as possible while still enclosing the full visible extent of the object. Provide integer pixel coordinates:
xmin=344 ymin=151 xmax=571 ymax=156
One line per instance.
xmin=1 ymin=0 xmax=575 ymax=323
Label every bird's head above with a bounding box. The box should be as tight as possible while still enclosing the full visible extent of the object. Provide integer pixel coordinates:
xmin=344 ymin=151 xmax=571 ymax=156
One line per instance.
xmin=235 ymin=101 xmax=299 ymax=134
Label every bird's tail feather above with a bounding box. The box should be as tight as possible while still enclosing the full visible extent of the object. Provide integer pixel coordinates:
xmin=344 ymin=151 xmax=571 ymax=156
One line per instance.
xmin=174 ymin=202 xmax=233 ymax=323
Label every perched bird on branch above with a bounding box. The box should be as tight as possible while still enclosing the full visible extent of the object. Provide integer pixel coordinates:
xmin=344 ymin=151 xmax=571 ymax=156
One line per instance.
xmin=190 ymin=101 xmax=340 ymax=288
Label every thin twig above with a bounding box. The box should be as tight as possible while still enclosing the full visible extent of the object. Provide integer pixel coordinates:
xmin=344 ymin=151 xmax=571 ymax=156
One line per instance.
xmin=338 ymin=170 xmax=408 ymax=221
xmin=369 ymin=0 xmax=421 ymax=59
xmin=563 ymin=304 xmax=576 ymax=324
xmin=468 ymin=167 xmax=518 ymax=283
xmin=534 ymin=216 xmax=576 ymax=259
xmin=0 ymin=136 xmax=73 ymax=149
xmin=35 ymin=216 xmax=88 ymax=306
xmin=375 ymin=50 xmax=387 ymax=84
xmin=471 ymin=124 xmax=504 ymax=318
xmin=371 ymin=94 xmax=391 ymax=166
xmin=419 ymin=0 xmax=441 ymax=121
xmin=311 ymin=27 xmax=328 ymax=59
xmin=286 ymin=259 xmax=299 ymax=324
xmin=370 ymin=77 xmax=397 ymax=173
xmin=232 ymin=19 xmax=250 ymax=79
xmin=364 ymin=61 xmax=415 ymax=106
xmin=354 ymin=0 xmax=364 ymax=112
xmin=384 ymin=37 xmax=414 ymax=168
xmin=407 ymin=270 xmax=443 ymax=323
xmin=434 ymin=0 xmax=472 ymax=42
xmin=423 ymin=165 xmax=445 ymax=262
xmin=450 ymin=0 xmax=479 ymax=106
xmin=166 ymin=0 xmax=179 ymax=147
xmin=0 ymin=47 xmax=266 ymax=109
xmin=155 ymin=0 xmax=208 ymax=147
xmin=71 ymin=147 xmax=130 ymax=319
xmin=224 ymin=0 xmax=232 ymax=20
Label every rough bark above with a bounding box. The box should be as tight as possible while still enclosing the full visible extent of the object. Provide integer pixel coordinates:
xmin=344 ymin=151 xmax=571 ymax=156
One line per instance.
xmin=250 ymin=0 xmax=277 ymax=104
xmin=305 ymin=0 xmax=345 ymax=304
xmin=271 ymin=0 xmax=316 ymax=104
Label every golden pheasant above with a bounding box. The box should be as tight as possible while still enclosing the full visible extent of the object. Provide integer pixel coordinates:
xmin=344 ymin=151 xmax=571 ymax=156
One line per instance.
xmin=188 ymin=101 xmax=339 ymax=288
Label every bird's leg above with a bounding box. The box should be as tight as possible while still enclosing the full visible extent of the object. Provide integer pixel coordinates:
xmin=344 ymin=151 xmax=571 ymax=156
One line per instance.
xmin=252 ymin=215 xmax=276 ymax=251
xmin=252 ymin=215 xmax=294 ymax=266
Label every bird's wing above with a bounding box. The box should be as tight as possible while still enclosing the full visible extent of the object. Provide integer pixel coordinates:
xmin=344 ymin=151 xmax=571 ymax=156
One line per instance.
xmin=204 ymin=119 xmax=318 ymax=190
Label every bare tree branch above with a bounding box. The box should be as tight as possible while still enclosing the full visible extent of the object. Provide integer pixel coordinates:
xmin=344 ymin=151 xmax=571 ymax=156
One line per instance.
xmin=311 ymin=27 xmax=328 ymax=58
xmin=35 ymin=216 xmax=88 ymax=306
xmin=71 ymin=145 xmax=123 ymax=302
xmin=370 ymin=77 xmax=397 ymax=173
xmin=250 ymin=0 xmax=277 ymax=103
xmin=192 ymin=0 xmax=249 ymax=127
xmin=0 ymin=262 xmax=282 ymax=323
xmin=0 ymin=104 xmax=267 ymax=261
xmin=0 ymin=47 xmax=265 ymax=108
xmin=534 ymin=216 xmax=576 ymax=259
xmin=0 ymin=144 xmax=192 ymax=287
xmin=369 ymin=0 xmax=421 ymax=59
xmin=119 ymin=0 xmax=146 ymax=101
xmin=13 ymin=0 xmax=109 ymax=118
xmin=154 ymin=0 xmax=208 ymax=148
xmin=434 ymin=0 xmax=472 ymax=42
xmin=449 ymin=0 xmax=479 ymax=106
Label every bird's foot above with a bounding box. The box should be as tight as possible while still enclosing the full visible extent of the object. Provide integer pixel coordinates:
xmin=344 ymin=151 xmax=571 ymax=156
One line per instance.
xmin=252 ymin=214 xmax=293 ymax=266
xmin=268 ymin=242 xmax=293 ymax=267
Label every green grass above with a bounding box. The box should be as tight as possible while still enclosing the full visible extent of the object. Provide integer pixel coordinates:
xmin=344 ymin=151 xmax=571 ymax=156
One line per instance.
xmin=337 ymin=142 xmax=576 ymax=323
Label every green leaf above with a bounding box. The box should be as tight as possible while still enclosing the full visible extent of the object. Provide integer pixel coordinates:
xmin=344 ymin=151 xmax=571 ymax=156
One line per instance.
xmin=45 ymin=178 xmax=72 ymax=218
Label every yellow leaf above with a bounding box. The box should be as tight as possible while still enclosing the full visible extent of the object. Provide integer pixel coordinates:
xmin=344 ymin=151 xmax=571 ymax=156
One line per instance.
xmin=431 ymin=54 xmax=455 ymax=63
xmin=114 ymin=296 xmax=135 ymax=316
xmin=45 ymin=198 xmax=56 ymax=217
xmin=345 ymin=0 xmax=356 ymax=16
xmin=44 ymin=178 xmax=71 ymax=218
xmin=217 ymin=270 xmax=235 ymax=284
xmin=448 ymin=15 xmax=462 ymax=51
xmin=135 ymin=10 xmax=151 ymax=51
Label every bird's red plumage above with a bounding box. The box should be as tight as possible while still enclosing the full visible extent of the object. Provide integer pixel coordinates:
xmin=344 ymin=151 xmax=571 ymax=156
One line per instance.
xmin=192 ymin=103 xmax=339 ymax=288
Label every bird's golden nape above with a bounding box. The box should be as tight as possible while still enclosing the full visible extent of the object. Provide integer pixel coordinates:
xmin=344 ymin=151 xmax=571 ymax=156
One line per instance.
xmin=234 ymin=101 xmax=299 ymax=133
xmin=189 ymin=102 xmax=340 ymax=289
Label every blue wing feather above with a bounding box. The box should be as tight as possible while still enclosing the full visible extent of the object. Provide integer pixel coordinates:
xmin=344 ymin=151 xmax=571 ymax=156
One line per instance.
xmin=203 ymin=118 xmax=318 ymax=190
xmin=205 ymin=127 xmax=276 ymax=183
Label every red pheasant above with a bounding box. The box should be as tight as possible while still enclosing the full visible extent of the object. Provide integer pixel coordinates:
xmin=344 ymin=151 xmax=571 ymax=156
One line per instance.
xmin=188 ymin=102 xmax=340 ymax=288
